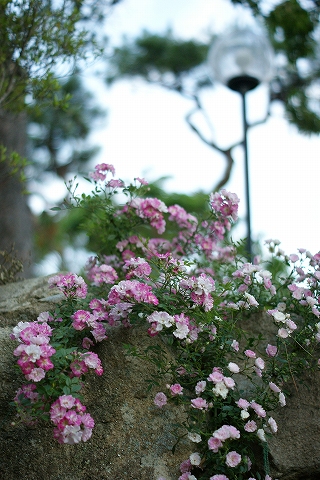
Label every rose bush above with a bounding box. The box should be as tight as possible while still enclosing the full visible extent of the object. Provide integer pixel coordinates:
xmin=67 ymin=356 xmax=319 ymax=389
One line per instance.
xmin=11 ymin=163 xmax=320 ymax=479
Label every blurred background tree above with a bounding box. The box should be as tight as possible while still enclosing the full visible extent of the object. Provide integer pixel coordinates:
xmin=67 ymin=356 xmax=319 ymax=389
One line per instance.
xmin=2 ymin=0 xmax=319 ymax=278
xmin=0 ymin=0 xmax=121 ymax=278
xmin=29 ymin=73 xmax=106 ymax=273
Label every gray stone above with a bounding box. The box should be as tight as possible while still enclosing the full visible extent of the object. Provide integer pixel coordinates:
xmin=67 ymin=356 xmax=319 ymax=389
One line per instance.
xmin=0 ymin=276 xmax=191 ymax=480
xmin=1 ymin=277 xmax=320 ymax=480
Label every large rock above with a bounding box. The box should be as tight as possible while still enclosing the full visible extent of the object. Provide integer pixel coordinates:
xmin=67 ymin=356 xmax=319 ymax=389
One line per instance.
xmin=0 ymin=276 xmax=191 ymax=480
xmin=241 ymin=312 xmax=320 ymax=479
xmin=1 ymin=277 xmax=320 ymax=480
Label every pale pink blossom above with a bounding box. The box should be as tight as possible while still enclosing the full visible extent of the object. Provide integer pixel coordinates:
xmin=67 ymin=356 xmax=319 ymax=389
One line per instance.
xmin=154 ymin=392 xmax=167 ymax=408
xmin=266 ymin=344 xmax=278 ymax=357
xmin=286 ymin=319 xmax=297 ymax=331
xmin=169 ymin=383 xmax=183 ymax=396
xmin=207 ymin=369 xmax=224 ymax=383
xmin=268 ymin=417 xmax=278 ymax=433
xmin=210 ymin=475 xmax=229 ymax=480
xmin=135 ymin=176 xmax=148 ymax=185
xmin=244 ymin=349 xmax=256 ymax=358
xmin=213 ymin=425 xmax=240 ymax=441
xmin=231 ymin=339 xmax=239 ymax=351
xmin=195 ymin=380 xmax=206 ymax=395
xmin=26 ymin=367 xmax=45 ymax=382
xmin=279 ymin=392 xmax=286 ymax=406
xmin=277 ymin=328 xmax=289 ymax=338
xmin=225 ymin=451 xmax=241 ymax=467
xmin=208 ymin=436 xmax=223 ymax=452
xmin=106 ymin=179 xmax=124 ymax=188
xmin=244 ymin=420 xmax=257 ymax=432
xmin=269 ymin=382 xmax=281 ymax=393
xmin=191 ymin=397 xmax=208 ymax=410
xmin=250 ymin=401 xmax=266 ymax=417
xmin=59 ymin=395 xmax=76 ymax=409
xmin=173 ymin=322 xmax=190 ymax=339
xmin=236 ymin=398 xmax=250 ymax=410
xmin=223 ymin=377 xmax=235 ymax=389
xmin=255 ymin=357 xmax=265 ymax=370
xmin=244 ymin=292 xmax=259 ymax=307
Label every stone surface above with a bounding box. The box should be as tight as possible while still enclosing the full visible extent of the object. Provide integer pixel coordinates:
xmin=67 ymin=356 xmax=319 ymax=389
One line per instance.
xmin=0 ymin=276 xmax=191 ymax=480
xmin=242 ymin=312 xmax=320 ymax=480
xmin=1 ymin=277 xmax=320 ymax=480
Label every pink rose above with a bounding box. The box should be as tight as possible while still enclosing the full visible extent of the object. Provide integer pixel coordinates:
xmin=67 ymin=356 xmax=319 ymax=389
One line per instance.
xmin=154 ymin=392 xmax=167 ymax=408
xmin=225 ymin=450 xmax=241 ymax=467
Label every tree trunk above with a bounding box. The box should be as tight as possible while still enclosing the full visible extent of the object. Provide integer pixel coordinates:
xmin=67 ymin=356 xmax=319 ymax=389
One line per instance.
xmin=0 ymin=109 xmax=33 ymax=278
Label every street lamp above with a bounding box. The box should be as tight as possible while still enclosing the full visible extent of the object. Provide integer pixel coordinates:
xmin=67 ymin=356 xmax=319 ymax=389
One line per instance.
xmin=207 ymin=22 xmax=274 ymax=261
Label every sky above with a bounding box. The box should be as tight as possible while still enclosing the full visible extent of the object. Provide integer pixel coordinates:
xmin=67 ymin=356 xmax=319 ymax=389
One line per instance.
xmin=33 ymin=0 xmax=320 ymax=273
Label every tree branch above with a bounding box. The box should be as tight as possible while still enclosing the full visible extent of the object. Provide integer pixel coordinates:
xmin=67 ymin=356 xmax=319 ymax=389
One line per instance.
xmin=185 ymin=91 xmax=270 ymax=192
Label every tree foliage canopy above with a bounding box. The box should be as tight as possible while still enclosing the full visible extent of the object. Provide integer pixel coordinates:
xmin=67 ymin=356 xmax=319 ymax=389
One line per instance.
xmin=231 ymin=0 xmax=320 ymax=133
xmin=107 ymin=30 xmax=209 ymax=89
xmin=28 ymin=74 xmax=105 ymax=179
xmin=0 ymin=0 xmax=117 ymax=110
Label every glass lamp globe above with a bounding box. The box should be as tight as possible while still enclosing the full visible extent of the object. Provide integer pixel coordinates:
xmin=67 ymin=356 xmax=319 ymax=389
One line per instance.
xmin=207 ymin=23 xmax=274 ymax=93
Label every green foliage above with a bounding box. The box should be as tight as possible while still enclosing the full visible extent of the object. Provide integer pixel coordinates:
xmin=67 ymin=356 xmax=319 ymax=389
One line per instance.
xmin=0 ymin=144 xmax=29 ymax=186
xmin=34 ymin=175 xmax=210 ymax=270
xmin=28 ymin=73 xmax=105 ymax=179
xmin=232 ymin=0 xmax=320 ymax=134
xmin=266 ymin=0 xmax=316 ymax=61
xmin=0 ymin=0 xmax=117 ymax=110
xmin=107 ymin=29 xmax=209 ymax=90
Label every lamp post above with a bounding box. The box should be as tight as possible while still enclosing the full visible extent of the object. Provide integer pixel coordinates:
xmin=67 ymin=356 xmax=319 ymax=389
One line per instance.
xmin=207 ymin=22 xmax=273 ymax=261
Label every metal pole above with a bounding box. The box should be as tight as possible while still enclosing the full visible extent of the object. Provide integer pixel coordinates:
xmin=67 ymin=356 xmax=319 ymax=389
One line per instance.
xmin=240 ymin=90 xmax=252 ymax=262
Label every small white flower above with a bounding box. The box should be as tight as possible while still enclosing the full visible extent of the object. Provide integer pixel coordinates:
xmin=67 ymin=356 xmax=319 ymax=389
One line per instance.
xmin=244 ymin=292 xmax=259 ymax=307
xmin=268 ymin=417 xmax=278 ymax=433
xmin=11 ymin=321 xmax=31 ymax=340
xmin=241 ymin=410 xmax=250 ymax=419
xmin=257 ymin=428 xmax=266 ymax=442
xmin=255 ymin=357 xmax=265 ymax=370
xmin=279 ymin=392 xmax=286 ymax=407
xmin=273 ymin=311 xmax=286 ymax=322
xmin=189 ymin=452 xmax=201 ymax=466
xmin=277 ymin=327 xmax=289 ymax=338
xmin=187 ymin=432 xmax=202 ymax=443
xmin=25 ymin=344 xmax=42 ymax=362
xmin=212 ymin=381 xmax=229 ymax=399
xmin=228 ymin=362 xmax=240 ymax=373
xmin=173 ymin=323 xmax=189 ymax=339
